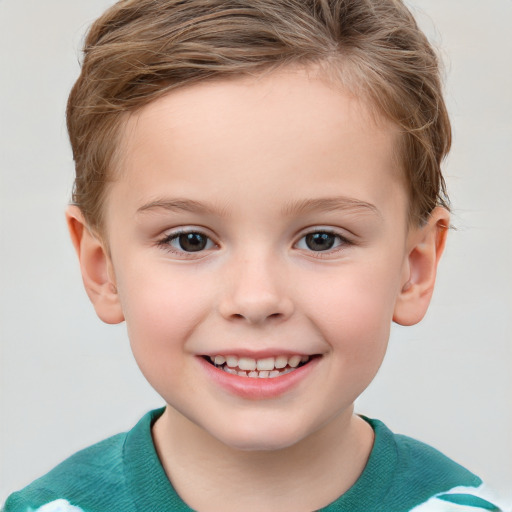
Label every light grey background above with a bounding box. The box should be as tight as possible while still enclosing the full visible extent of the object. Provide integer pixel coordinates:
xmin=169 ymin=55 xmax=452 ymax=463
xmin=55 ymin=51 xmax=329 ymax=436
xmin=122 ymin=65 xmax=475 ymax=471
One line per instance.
xmin=1 ymin=0 xmax=511 ymax=505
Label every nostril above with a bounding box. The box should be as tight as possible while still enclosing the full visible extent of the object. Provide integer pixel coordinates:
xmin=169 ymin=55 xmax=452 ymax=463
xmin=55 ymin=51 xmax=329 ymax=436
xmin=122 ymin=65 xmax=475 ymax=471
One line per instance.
xmin=231 ymin=311 xmax=283 ymax=322
xmin=219 ymin=294 xmax=294 ymax=324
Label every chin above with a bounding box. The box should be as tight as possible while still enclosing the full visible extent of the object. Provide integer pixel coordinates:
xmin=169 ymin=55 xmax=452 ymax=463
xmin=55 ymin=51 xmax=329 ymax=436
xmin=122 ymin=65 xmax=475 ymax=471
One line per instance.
xmin=209 ymin=418 xmax=314 ymax=452
xmin=220 ymin=435 xmax=302 ymax=453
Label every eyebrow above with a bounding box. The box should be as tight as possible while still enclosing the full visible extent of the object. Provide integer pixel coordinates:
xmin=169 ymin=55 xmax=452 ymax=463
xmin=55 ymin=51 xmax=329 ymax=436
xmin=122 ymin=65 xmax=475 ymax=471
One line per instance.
xmin=136 ymin=196 xmax=381 ymax=219
xmin=281 ymin=197 xmax=381 ymax=218
xmin=137 ymin=198 xmax=224 ymax=216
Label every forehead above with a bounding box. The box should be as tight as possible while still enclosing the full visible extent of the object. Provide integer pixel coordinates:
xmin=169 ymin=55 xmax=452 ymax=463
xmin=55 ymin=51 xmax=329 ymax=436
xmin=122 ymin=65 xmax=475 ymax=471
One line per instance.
xmin=109 ymin=67 xmax=405 ymax=224
xmin=122 ymin=67 xmax=395 ymax=151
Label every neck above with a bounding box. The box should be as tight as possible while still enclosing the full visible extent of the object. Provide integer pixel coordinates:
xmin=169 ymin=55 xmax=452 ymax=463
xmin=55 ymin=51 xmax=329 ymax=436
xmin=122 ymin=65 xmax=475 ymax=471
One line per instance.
xmin=152 ymin=405 xmax=374 ymax=512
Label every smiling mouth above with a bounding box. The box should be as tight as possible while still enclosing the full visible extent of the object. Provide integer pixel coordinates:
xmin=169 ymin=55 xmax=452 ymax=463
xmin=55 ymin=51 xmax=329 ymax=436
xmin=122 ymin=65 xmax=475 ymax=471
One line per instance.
xmin=203 ymin=354 xmax=316 ymax=379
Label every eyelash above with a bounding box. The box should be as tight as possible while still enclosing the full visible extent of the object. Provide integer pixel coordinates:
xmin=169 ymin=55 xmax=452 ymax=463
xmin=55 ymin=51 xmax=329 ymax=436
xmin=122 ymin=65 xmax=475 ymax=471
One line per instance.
xmin=156 ymin=229 xmax=217 ymax=258
xmin=156 ymin=228 xmax=353 ymax=258
xmin=295 ymin=229 xmax=353 ymax=257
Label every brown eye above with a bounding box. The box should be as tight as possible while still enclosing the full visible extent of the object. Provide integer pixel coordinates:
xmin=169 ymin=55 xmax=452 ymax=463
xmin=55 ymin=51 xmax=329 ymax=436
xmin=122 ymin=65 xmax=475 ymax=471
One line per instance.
xmin=177 ymin=233 xmax=209 ymax=252
xmin=160 ymin=231 xmax=215 ymax=254
xmin=304 ymin=232 xmax=337 ymax=251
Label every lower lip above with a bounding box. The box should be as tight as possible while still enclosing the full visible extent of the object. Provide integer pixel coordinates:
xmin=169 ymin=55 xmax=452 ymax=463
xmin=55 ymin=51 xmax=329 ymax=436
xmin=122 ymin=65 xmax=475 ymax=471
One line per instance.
xmin=197 ymin=356 xmax=321 ymax=400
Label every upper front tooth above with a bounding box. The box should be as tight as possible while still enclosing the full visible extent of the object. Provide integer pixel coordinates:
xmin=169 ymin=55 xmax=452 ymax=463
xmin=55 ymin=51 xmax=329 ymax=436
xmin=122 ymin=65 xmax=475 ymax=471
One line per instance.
xmin=238 ymin=357 xmax=257 ymax=371
xmin=274 ymin=356 xmax=288 ymax=369
xmin=226 ymin=355 xmax=238 ymax=368
xmin=288 ymin=355 xmax=302 ymax=368
xmin=256 ymin=357 xmax=275 ymax=371
xmin=215 ymin=354 xmax=309 ymax=370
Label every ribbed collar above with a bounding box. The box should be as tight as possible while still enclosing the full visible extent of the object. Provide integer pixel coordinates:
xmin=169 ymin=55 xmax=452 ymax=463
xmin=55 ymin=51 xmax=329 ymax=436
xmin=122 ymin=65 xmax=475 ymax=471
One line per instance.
xmin=123 ymin=408 xmax=194 ymax=511
xmin=320 ymin=417 xmax=398 ymax=511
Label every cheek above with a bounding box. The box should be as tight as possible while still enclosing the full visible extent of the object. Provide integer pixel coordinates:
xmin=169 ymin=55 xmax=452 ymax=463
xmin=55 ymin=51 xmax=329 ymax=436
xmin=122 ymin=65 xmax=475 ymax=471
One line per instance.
xmin=115 ymin=264 xmax=212 ymax=362
xmin=300 ymin=261 xmax=400 ymax=354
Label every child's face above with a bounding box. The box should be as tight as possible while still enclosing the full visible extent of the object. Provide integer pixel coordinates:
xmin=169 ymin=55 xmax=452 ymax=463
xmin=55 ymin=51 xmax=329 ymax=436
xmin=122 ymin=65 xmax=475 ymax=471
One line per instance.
xmin=98 ymin=68 xmax=421 ymax=450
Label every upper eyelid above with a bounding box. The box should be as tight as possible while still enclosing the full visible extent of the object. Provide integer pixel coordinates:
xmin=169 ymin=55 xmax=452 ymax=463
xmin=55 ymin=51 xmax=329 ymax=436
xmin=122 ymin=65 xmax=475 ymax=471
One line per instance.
xmin=156 ymin=226 xmax=354 ymax=249
xmin=157 ymin=228 xmax=219 ymax=252
xmin=297 ymin=232 xmax=348 ymax=244
xmin=162 ymin=227 xmax=349 ymax=239
xmin=161 ymin=226 xmax=218 ymax=241
xmin=295 ymin=226 xmax=353 ymax=242
xmin=293 ymin=228 xmax=355 ymax=254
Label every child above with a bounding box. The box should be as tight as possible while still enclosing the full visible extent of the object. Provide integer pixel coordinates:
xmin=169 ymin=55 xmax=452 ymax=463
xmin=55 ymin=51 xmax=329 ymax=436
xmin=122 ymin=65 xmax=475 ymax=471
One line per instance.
xmin=2 ymin=1 xmax=506 ymax=511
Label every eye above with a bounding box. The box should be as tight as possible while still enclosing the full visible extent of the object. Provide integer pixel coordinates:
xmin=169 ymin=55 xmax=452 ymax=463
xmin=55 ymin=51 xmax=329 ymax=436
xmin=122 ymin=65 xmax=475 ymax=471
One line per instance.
xmin=295 ymin=230 xmax=348 ymax=252
xmin=160 ymin=230 xmax=216 ymax=253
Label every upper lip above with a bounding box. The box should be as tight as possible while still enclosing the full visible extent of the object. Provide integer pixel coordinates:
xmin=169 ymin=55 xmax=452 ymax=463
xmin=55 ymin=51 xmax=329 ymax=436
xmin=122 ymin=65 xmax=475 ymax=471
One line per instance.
xmin=199 ymin=349 xmax=320 ymax=358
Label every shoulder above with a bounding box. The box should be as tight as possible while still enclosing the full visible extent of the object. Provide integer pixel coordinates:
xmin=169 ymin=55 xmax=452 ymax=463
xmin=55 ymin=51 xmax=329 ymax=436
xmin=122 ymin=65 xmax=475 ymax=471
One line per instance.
xmin=362 ymin=417 xmax=482 ymax=491
xmin=365 ymin=418 xmax=504 ymax=512
xmin=2 ymin=409 xmax=165 ymax=512
xmin=390 ymin=428 xmax=482 ymax=489
xmin=324 ymin=417 xmax=505 ymax=511
xmin=2 ymin=432 xmax=127 ymax=512
xmin=389 ymin=432 xmax=506 ymax=511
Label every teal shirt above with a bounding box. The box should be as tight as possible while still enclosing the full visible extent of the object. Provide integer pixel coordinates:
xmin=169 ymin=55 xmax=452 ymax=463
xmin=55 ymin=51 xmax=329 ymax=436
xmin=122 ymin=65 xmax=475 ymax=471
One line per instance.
xmin=2 ymin=409 xmax=503 ymax=512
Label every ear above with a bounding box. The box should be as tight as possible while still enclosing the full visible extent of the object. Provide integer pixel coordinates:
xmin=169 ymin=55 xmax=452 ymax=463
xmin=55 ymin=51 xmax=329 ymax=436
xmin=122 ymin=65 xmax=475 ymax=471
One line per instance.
xmin=393 ymin=207 xmax=450 ymax=326
xmin=66 ymin=205 xmax=124 ymax=325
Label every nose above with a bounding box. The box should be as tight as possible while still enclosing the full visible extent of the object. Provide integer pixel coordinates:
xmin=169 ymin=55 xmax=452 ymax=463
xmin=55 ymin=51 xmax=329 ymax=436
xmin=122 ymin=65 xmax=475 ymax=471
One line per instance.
xmin=218 ymin=252 xmax=294 ymax=325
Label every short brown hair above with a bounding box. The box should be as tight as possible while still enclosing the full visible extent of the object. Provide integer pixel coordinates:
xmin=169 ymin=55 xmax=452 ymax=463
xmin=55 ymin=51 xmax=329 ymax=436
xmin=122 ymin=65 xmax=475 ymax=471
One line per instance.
xmin=67 ymin=0 xmax=451 ymax=232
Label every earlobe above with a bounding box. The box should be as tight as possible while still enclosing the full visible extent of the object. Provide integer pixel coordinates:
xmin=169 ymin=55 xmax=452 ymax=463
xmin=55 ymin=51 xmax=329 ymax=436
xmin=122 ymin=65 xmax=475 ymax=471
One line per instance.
xmin=66 ymin=206 xmax=124 ymax=325
xmin=393 ymin=207 xmax=450 ymax=326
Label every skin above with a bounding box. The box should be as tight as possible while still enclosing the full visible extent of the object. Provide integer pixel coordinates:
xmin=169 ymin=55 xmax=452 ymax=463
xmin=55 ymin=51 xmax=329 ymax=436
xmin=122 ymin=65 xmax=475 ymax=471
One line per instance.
xmin=67 ymin=67 xmax=449 ymax=511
